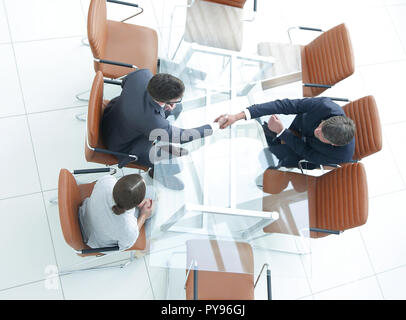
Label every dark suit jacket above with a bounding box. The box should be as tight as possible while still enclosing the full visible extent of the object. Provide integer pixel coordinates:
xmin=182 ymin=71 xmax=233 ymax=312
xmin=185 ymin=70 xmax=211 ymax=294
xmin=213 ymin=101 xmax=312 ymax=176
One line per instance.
xmin=247 ymin=97 xmax=355 ymax=168
xmin=101 ymin=69 xmax=213 ymax=166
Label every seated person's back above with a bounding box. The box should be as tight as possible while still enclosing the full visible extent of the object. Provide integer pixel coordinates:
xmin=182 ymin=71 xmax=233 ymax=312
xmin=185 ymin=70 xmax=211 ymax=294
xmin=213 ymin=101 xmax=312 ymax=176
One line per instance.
xmin=101 ymin=69 xmax=217 ymax=169
xmin=78 ymin=174 xmax=154 ymax=251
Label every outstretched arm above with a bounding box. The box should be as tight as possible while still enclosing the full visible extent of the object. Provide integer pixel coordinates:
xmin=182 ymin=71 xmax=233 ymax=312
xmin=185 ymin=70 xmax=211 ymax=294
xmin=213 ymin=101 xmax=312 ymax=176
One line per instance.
xmin=247 ymin=98 xmax=316 ymax=119
xmin=214 ymin=98 xmax=322 ymax=129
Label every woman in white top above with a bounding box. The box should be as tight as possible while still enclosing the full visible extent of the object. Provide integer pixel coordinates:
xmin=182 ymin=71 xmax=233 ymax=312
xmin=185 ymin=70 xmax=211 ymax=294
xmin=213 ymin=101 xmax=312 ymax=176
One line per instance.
xmin=78 ymin=174 xmax=153 ymax=251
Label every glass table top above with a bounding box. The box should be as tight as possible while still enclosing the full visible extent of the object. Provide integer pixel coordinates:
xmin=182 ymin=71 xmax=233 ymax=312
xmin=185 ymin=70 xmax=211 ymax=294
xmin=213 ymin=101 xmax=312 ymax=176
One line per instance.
xmin=137 ymin=2 xmax=312 ymax=300
xmin=146 ymin=96 xmax=312 ymax=274
xmin=142 ymin=2 xmax=311 ymax=284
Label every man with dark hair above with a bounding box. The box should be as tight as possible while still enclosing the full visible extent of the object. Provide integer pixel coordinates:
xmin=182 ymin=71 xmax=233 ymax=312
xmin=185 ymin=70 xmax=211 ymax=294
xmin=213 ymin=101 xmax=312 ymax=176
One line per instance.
xmin=101 ymin=69 xmax=221 ymax=189
xmin=147 ymin=73 xmax=185 ymax=103
xmin=215 ymin=97 xmax=356 ymax=169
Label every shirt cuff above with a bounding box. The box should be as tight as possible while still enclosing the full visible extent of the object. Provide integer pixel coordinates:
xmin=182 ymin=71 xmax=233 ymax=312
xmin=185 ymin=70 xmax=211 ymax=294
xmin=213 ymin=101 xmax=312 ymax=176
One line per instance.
xmin=276 ymin=127 xmax=285 ymax=138
xmin=210 ymin=122 xmax=220 ymax=132
xmin=243 ymin=109 xmax=251 ymax=121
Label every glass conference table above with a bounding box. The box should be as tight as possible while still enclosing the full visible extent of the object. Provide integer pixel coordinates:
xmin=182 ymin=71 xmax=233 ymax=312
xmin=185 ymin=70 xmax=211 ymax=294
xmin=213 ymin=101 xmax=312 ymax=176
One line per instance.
xmin=143 ymin=0 xmax=309 ymax=299
xmin=145 ymin=96 xmax=312 ymax=299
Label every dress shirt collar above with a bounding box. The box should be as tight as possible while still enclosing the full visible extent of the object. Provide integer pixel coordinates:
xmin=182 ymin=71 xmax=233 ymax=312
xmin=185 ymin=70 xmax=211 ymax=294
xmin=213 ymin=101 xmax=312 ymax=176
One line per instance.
xmin=147 ymin=93 xmax=164 ymax=114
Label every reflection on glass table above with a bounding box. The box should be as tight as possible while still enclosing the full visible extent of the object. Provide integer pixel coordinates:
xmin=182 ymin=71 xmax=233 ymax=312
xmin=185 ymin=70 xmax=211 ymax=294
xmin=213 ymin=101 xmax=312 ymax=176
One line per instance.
xmin=144 ymin=95 xmax=312 ymax=299
xmin=157 ymin=0 xmax=305 ymax=113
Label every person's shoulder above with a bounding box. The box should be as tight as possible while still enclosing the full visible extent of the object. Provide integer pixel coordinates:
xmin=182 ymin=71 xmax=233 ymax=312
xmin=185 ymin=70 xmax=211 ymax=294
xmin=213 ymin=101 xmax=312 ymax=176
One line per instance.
xmin=122 ymin=69 xmax=153 ymax=96
xmin=95 ymin=174 xmax=117 ymax=190
xmin=118 ymin=210 xmax=139 ymax=232
xmin=125 ymin=68 xmax=153 ymax=82
xmin=314 ymin=97 xmax=345 ymax=114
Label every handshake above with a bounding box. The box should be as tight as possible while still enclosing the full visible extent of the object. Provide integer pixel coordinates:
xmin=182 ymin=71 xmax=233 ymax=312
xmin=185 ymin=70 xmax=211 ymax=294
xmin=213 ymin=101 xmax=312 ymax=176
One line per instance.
xmin=214 ymin=112 xmax=284 ymax=134
xmin=214 ymin=114 xmax=238 ymax=129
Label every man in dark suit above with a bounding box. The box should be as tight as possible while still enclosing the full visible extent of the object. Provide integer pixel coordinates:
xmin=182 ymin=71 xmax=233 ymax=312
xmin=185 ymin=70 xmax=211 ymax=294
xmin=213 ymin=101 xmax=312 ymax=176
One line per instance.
xmin=215 ymin=97 xmax=356 ymax=169
xmin=101 ymin=69 xmax=221 ymax=189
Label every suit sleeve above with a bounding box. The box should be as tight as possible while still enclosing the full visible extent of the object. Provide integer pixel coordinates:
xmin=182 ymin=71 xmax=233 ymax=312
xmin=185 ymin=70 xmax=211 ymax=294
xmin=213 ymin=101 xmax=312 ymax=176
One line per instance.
xmin=246 ymin=98 xmax=322 ymax=119
xmin=279 ymin=130 xmax=342 ymax=165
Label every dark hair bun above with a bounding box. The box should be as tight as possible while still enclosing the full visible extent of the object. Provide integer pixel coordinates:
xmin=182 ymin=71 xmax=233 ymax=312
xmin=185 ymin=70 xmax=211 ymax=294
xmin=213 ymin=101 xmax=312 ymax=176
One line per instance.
xmin=112 ymin=205 xmax=126 ymax=215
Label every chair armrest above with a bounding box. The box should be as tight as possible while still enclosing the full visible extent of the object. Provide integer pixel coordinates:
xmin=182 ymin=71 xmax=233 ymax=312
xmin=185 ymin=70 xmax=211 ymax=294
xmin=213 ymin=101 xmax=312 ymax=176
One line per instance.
xmin=72 ymin=168 xmax=116 ymax=175
xmin=287 ymin=26 xmax=324 ymax=43
xmin=298 ymin=159 xmax=340 ymax=174
xmin=103 ymin=79 xmax=122 ymax=86
xmin=309 ymin=227 xmax=341 ymax=235
xmin=184 ymin=259 xmax=198 ymax=300
xmin=107 ymin=0 xmax=139 ymax=8
xmin=85 ymin=131 xmax=138 ymax=166
xmin=303 ymin=83 xmax=332 ymax=89
xmin=297 ymin=26 xmax=324 ymax=32
xmin=94 ymin=58 xmax=138 ymax=70
xmin=254 ymin=263 xmax=272 ymax=300
xmin=79 ymin=245 xmax=120 ymax=254
xmin=242 ymin=0 xmax=258 ymax=22
xmin=327 ymin=97 xmax=350 ymax=102
xmin=85 ymin=125 xmax=137 ymax=161
xmin=106 ymin=0 xmax=145 ymax=23
xmin=93 ymin=147 xmax=138 ymax=162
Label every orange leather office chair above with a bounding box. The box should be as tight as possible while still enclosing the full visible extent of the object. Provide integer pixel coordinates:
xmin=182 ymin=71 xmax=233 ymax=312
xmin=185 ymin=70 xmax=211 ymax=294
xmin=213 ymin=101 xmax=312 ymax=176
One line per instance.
xmin=280 ymin=23 xmax=354 ymax=97
xmin=298 ymin=23 xmax=355 ymax=97
xmin=86 ymin=70 xmax=149 ymax=172
xmin=342 ymin=95 xmax=382 ymax=161
xmin=262 ymin=162 xmax=368 ymax=238
xmin=259 ymin=23 xmax=354 ymax=98
xmin=184 ymin=239 xmax=271 ymax=300
xmin=87 ymin=0 xmax=158 ymax=79
xmin=57 ymin=168 xmax=146 ymax=272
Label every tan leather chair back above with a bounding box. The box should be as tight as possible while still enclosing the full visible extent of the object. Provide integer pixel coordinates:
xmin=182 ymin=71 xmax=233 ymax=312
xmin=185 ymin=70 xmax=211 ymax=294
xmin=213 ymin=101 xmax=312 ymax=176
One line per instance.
xmin=85 ymin=71 xmax=117 ymax=165
xmin=343 ymin=96 xmax=382 ymax=161
xmin=302 ymin=23 xmax=355 ymax=97
xmin=262 ymin=164 xmax=368 ymax=238
xmin=85 ymin=71 xmax=149 ymax=171
xmin=203 ymin=0 xmax=247 ymax=8
xmin=185 ymin=239 xmax=254 ymax=300
xmin=87 ymin=0 xmax=107 ymax=60
xmin=87 ymin=71 xmax=104 ymax=150
xmin=309 ymin=163 xmax=368 ymax=238
xmin=58 ymin=169 xmax=89 ymax=251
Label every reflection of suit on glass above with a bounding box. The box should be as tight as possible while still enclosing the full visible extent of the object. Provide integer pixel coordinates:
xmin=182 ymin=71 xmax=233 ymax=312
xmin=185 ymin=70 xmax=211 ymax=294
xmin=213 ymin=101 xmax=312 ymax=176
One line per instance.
xmin=246 ymin=97 xmax=355 ymax=168
xmin=101 ymin=69 xmax=213 ymax=168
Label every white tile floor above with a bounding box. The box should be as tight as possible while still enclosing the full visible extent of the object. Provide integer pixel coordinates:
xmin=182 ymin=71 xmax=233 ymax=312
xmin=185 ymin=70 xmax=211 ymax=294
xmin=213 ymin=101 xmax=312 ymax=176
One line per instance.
xmin=1 ymin=0 xmax=406 ymax=300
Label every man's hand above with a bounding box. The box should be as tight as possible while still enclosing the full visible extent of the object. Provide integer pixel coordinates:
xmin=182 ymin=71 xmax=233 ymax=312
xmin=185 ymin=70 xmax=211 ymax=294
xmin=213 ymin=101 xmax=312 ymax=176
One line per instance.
xmin=214 ymin=114 xmax=239 ymax=129
xmin=267 ymin=115 xmax=284 ymax=134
